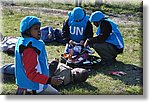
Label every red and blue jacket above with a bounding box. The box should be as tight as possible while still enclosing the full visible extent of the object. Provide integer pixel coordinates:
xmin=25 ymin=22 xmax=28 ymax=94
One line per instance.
xmin=15 ymin=37 xmax=49 ymax=93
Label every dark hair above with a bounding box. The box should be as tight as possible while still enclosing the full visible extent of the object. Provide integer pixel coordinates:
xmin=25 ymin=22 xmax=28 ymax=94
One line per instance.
xmin=21 ymin=28 xmax=31 ymax=37
xmin=21 ymin=23 xmax=40 ymax=38
xmin=73 ymin=68 xmax=88 ymax=83
xmin=48 ymin=59 xmax=59 ymax=76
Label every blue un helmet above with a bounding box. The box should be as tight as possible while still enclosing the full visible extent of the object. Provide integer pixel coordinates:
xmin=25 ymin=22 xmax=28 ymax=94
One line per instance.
xmin=20 ymin=16 xmax=41 ymax=33
xmin=89 ymin=11 xmax=105 ymax=22
xmin=71 ymin=7 xmax=85 ymax=21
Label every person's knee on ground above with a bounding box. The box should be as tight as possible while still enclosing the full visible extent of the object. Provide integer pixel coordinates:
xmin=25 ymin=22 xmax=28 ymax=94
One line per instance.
xmin=92 ymin=43 xmax=117 ymax=66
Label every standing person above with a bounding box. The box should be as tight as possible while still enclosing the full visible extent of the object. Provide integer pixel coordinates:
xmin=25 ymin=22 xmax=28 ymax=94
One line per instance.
xmin=15 ymin=16 xmax=63 ymax=95
xmin=62 ymin=7 xmax=93 ymax=57
xmin=84 ymin=11 xmax=124 ymax=66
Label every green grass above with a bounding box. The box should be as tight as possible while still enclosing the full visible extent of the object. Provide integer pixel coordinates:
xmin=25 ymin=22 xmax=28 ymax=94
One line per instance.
xmin=3 ymin=1 xmax=142 ymax=16
xmin=0 ymin=2 xmax=143 ymax=95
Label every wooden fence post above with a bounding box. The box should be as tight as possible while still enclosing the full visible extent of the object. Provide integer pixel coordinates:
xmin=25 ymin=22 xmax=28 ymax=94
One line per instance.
xmin=75 ymin=0 xmax=82 ymax=7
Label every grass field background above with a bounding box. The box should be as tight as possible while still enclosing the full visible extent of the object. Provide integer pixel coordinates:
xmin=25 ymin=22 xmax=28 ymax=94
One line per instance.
xmin=0 ymin=0 xmax=143 ymax=95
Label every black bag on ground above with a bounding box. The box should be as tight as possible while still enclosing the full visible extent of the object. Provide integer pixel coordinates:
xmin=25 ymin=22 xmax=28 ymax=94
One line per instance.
xmin=60 ymin=54 xmax=101 ymax=69
xmin=0 ymin=64 xmax=15 ymax=82
xmin=40 ymin=26 xmax=67 ymax=44
xmin=40 ymin=26 xmax=54 ymax=43
xmin=0 ymin=37 xmax=18 ymax=56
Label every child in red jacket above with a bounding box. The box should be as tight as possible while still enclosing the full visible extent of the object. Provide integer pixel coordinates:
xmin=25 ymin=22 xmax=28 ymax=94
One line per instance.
xmin=15 ymin=16 xmax=63 ymax=95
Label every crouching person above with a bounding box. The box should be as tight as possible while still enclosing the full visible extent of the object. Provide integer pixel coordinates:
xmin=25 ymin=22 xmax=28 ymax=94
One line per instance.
xmin=62 ymin=7 xmax=93 ymax=57
xmin=84 ymin=11 xmax=124 ymax=66
xmin=15 ymin=16 xmax=63 ymax=95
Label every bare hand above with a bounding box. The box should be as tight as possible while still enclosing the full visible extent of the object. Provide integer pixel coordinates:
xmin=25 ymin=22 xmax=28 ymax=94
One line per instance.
xmin=51 ymin=76 xmax=63 ymax=86
xmin=80 ymin=40 xmax=84 ymax=46
xmin=84 ymin=39 xmax=89 ymax=47
xmin=69 ymin=40 xmax=75 ymax=46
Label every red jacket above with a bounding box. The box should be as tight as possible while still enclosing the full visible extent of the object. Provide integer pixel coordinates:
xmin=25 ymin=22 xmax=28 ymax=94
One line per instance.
xmin=22 ymin=48 xmax=49 ymax=84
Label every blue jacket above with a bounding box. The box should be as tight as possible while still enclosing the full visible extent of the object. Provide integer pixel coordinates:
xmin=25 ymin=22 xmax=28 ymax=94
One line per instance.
xmin=96 ymin=19 xmax=124 ymax=49
xmin=68 ymin=14 xmax=89 ymax=43
xmin=15 ymin=37 xmax=49 ymax=93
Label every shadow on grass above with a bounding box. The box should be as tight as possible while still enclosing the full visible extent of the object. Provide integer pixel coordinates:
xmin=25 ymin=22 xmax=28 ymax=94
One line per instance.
xmin=1 ymin=60 xmax=143 ymax=87
xmin=45 ymin=42 xmax=66 ymax=46
xmin=1 ymin=60 xmax=142 ymax=95
xmin=91 ymin=61 xmax=143 ymax=86
xmin=58 ymin=82 xmax=98 ymax=95
xmin=2 ymin=76 xmax=98 ymax=95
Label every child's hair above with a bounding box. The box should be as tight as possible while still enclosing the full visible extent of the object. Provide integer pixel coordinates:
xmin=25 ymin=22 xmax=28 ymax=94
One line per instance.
xmin=21 ymin=29 xmax=31 ymax=37
xmin=20 ymin=16 xmax=41 ymax=37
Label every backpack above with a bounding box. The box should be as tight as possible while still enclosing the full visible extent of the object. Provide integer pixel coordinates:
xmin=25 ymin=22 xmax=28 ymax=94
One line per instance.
xmin=40 ymin=26 xmax=54 ymax=43
xmin=0 ymin=37 xmax=18 ymax=55
xmin=0 ymin=63 xmax=15 ymax=82
xmin=54 ymin=28 xmax=67 ymax=44
xmin=40 ymin=26 xmax=67 ymax=44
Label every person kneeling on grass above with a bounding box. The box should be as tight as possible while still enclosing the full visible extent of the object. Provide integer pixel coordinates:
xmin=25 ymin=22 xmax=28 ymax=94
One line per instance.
xmin=84 ymin=11 xmax=124 ymax=66
xmin=62 ymin=7 xmax=93 ymax=59
xmin=15 ymin=16 xmax=63 ymax=95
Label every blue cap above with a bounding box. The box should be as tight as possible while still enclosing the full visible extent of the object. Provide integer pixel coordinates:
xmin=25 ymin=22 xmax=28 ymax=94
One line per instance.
xmin=71 ymin=7 xmax=84 ymax=21
xmin=20 ymin=16 xmax=41 ymax=33
xmin=89 ymin=11 xmax=105 ymax=22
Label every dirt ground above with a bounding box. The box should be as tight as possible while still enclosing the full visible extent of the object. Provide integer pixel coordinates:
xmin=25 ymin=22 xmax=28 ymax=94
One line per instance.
xmin=3 ymin=5 xmax=141 ymax=27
